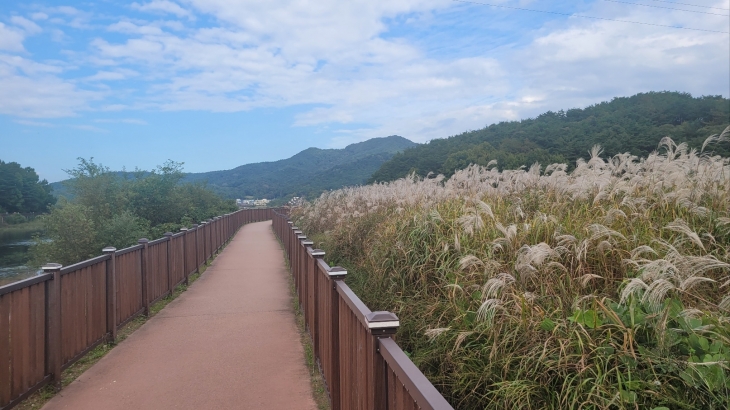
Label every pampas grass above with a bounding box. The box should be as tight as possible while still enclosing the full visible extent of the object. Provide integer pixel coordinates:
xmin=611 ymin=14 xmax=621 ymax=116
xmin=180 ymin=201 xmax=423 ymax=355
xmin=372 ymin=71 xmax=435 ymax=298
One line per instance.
xmin=294 ymin=128 xmax=730 ymax=409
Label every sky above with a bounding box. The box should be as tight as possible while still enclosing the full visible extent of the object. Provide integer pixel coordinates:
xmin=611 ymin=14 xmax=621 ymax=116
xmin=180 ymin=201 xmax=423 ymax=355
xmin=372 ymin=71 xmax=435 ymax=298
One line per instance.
xmin=0 ymin=0 xmax=728 ymax=183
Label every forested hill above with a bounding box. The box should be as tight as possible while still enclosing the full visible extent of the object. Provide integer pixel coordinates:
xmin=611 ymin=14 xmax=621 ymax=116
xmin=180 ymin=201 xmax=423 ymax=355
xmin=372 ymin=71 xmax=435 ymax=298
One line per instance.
xmin=183 ymin=135 xmax=416 ymax=200
xmin=369 ymin=92 xmax=729 ymax=182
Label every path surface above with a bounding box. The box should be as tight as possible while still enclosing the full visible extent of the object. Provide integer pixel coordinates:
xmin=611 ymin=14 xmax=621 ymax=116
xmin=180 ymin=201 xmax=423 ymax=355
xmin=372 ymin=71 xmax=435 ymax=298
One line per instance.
xmin=43 ymin=221 xmax=316 ymax=410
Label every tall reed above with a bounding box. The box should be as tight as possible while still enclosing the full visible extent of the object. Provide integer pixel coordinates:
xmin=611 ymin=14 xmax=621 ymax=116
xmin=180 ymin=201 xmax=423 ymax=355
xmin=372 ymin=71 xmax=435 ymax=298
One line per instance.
xmin=296 ymin=128 xmax=730 ymax=409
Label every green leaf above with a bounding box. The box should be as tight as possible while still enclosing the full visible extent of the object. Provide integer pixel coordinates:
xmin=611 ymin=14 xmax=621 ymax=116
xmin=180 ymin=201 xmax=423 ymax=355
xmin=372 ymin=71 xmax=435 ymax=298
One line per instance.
xmin=539 ymin=318 xmax=556 ymax=332
xmin=581 ymin=309 xmax=603 ymax=329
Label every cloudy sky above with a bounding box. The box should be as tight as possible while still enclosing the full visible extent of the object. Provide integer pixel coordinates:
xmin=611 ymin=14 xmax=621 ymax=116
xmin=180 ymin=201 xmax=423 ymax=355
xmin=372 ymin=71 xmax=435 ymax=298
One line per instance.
xmin=1 ymin=0 xmax=728 ymax=182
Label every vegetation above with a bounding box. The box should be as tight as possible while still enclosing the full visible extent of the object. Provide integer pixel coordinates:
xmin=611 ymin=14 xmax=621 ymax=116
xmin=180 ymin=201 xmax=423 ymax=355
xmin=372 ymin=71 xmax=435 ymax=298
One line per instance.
xmin=295 ymin=128 xmax=730 ymax=409
xmin=371 ymin=92 xmax=729 ymax=182
xmin=30 ymin=158 xmax=236 ymax=267
xmin=0 ymin=160 xmax=56 ymax=213
xmin=0 ymin=218 xmax=44 ymax=240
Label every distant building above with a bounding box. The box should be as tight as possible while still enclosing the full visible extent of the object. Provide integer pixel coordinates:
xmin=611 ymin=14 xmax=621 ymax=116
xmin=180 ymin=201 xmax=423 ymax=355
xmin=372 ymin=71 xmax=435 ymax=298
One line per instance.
xmin=253 ymin=199 xmax=270 ymax=207
xmin=287 ymin=197 xmax=304 ymax=207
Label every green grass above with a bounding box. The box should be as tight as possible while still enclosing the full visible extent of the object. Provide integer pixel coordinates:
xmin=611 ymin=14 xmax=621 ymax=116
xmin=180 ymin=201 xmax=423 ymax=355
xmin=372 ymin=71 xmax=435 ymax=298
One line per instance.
xmin=275 ymin=227 xmax=331 ymax=410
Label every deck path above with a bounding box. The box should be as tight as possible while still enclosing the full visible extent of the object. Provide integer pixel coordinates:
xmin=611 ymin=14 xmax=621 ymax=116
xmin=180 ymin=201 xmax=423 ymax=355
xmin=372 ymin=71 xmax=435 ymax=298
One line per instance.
xmin=43 ymin=221 xmax=316 ymax=410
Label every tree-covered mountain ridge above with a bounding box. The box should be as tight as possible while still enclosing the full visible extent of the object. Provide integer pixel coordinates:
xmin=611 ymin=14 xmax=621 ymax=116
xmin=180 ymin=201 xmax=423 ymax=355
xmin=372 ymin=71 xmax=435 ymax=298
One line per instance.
xmin=370 ymin=91 xmax=729 ymax=183
xmin=51 ymin=135 xmax=417 ymax=202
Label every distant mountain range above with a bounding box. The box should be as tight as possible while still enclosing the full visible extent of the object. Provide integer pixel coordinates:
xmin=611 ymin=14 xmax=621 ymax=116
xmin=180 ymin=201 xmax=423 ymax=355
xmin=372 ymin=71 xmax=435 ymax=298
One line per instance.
xmin=51 ymin=91 xmax=729 ymax=204
xmin=51 ymin=135 xmax=416 ymax=202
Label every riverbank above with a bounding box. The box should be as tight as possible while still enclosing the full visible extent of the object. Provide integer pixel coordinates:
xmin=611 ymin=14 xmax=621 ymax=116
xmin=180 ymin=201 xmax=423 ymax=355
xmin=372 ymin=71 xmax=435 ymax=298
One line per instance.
xmin=0 ymin=218 xmax=44 ymax=240
xmin=0 ymin=219 xmax=45 ymax=286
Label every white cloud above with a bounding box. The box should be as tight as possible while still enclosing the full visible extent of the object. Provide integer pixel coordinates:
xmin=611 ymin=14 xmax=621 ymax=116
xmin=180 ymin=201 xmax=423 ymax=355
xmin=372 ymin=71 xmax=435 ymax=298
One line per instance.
xmin=85 ymin=68 xmax=139 ymax=81
xmin=72 ymin=124 xmax=108 ymax=132
xmin=132 ymin=1 xmax=194 ymax=19
xmin=0 ymin=0 xmax=726 ymax=145
xmin=30 ymin=12 xmax=49 ymax=21
xmin=14 ymin=119 xmax=55 ymax=127
xmin=0 ymin=54 xmax=98 ymax=118
xmin=11 ymin=16 xmax=42 ymax=35
xmin=0 ymin=23 xmax=25 ymax=52
xmin=94 ymin=118 xmax=147 ymax=124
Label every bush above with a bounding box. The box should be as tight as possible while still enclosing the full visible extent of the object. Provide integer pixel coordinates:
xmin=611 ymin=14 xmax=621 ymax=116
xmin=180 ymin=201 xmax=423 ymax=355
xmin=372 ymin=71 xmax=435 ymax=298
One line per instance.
xmin=4 ymin=214 xmax=27 ymax=224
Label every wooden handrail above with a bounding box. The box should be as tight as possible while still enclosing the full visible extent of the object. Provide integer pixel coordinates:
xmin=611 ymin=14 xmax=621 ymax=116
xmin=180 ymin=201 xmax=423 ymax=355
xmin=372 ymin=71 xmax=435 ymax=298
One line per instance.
xmin=0 ymin=207 xmax=281 ymax=410
xmin=271 ymin=209 xmax=454 ymax=410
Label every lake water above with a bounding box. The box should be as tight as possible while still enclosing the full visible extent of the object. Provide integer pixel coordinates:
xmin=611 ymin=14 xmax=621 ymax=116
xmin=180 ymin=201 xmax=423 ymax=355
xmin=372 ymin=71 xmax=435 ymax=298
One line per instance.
xmin=0 ymin=233 xmax=41 ymax=287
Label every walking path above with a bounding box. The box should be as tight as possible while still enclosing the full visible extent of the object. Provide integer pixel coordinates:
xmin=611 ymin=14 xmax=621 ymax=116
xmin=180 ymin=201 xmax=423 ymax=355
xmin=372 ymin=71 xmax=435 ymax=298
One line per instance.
xmin=43 ymin=221 xmax=316 ymax=410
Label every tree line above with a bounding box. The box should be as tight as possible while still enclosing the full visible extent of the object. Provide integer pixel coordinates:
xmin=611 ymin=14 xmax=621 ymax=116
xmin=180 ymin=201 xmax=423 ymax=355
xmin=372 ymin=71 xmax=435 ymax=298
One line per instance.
xmin=370 ymin=91 xmax=730 ymax=182
xmin=30 ymin=158 xmax=236 ymax=267
xmin=0 ymin=160 xmax=56 ymax=214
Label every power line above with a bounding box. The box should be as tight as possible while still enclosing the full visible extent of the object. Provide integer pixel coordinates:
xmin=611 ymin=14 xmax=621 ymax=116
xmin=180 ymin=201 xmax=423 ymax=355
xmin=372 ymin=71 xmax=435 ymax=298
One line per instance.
xmin=641 ymin=0 xmax=729 ymax=11
xmin=602 ymin=0 xmax=729 ymax=16
xmin=451 ymin=0 xmax=729 ymax=34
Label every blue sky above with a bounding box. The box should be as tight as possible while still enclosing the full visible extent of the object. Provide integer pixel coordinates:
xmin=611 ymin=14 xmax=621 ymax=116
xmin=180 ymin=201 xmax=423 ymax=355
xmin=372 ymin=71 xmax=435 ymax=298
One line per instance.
xmin=1 ymin=0 xmax=728 ymax=182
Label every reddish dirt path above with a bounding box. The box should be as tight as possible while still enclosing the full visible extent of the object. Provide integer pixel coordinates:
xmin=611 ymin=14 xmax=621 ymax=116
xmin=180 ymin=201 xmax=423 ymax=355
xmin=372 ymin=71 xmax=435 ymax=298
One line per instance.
xmin=43 ymin=221 xmax=316 ymax=410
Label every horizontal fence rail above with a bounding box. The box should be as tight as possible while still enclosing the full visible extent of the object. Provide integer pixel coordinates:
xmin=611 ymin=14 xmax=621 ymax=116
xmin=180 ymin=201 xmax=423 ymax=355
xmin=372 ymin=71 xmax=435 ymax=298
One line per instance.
xmin=272 ymin=210 xmax=453 ymax=410
xmin=0 ymin=208 xmax=278 ymax=410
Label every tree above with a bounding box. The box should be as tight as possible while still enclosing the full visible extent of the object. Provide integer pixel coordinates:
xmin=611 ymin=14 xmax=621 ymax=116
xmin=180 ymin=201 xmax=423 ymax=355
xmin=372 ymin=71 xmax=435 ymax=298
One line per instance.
xmin=30 ymin=158 xmax=236 ymax=267
xmin=0 ymin=160 xmax=55 ymax=213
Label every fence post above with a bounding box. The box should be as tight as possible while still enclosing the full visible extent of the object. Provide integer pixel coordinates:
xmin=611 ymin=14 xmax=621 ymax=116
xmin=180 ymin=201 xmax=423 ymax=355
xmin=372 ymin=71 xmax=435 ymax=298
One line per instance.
xmin=180 ymin=228 xmax=189 ymax=285
xmin=328 ymin=266 xmax=347 ymax=410
xmin=164 ymin=232 xmax=174 ymax=296
xmin=42 ymin=263 xmax=63 ymax=390
xmin=309 ymin=248 xmax=325 ymax=337
xmin=366 ymin=311 xmax=400 ymax=409
xmin=103 ymin=247 xmax=117 ymax=343
xmin=138 ymin=238 xmax=150 ymax=316
xmin=192 ymin=224 xmax=200 ymax=273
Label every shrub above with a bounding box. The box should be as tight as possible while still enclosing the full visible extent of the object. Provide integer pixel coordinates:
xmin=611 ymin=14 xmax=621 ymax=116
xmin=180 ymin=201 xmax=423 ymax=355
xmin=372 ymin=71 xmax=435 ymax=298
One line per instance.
xmin=4 ymin=214 xmax=27 ymax=224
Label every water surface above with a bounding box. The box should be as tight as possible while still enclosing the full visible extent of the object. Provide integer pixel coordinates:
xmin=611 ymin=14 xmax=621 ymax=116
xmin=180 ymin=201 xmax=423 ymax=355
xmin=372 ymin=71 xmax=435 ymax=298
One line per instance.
xmin=0 ymin=234 xmax=41 ymax=287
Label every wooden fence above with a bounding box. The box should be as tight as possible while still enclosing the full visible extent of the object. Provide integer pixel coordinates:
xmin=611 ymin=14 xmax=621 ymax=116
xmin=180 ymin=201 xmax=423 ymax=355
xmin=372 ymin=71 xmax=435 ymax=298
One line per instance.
xmin=0 ymin=208 xmax=275 ymax=410
xmin=273 ymin=210 xmax=454 ymax=410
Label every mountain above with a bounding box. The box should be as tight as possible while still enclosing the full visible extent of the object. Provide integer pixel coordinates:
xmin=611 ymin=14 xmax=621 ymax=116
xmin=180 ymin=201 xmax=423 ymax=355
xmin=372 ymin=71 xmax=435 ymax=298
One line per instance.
xmin=51 ymin=136 xmax=416 ymax=202
xmin=370 ymin=92 xmax=729 ymax=182
xmin=183 ymin=135 xmax=416 ymax=201
xmin=50 ymin=136 xmax=416 ymax=202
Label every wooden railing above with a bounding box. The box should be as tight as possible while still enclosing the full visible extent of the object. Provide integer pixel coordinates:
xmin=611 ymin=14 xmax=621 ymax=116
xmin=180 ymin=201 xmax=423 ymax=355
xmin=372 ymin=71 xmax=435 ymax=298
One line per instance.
xmin=0 ymin=208 xmax=276 ymax=410
xmin=273 ymin=210 xmax=454 ymax=410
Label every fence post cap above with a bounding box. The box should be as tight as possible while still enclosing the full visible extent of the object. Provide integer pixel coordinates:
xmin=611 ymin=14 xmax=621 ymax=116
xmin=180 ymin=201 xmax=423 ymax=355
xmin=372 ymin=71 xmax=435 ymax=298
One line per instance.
xmin=287 ymin=221 xmax=293 ymax=225
xmin=41 ymin=263 xmax=62 ymax=271
xmin=138 ymin=238 xmax=149 ymax=244
xmin=102 ymin=246 xmax=117 ymax=253
xmin=302 ymin=240 xmax=314 ymax=246
xmin=291 ymin=226 xmax=299 ymax=230
xmin=311 ymin=249 xmax=325 ymax=257
xmin=328 ymin=266 xmax=347 ymax=278
xmin=180 ymin=227 xmax=188 ymax=232
xmin=366 ymin=311 xmax=400 ymax=330
xmin=164 ymin=232 xmax=174 ymax=237
xmin=297 ymin=234 xmax=306 ymax=239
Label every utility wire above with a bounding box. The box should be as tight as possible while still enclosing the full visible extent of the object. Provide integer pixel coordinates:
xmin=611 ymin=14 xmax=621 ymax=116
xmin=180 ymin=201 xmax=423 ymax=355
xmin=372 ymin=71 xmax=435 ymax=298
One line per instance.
xmin=451 ymin=0 xmax=729 ymax=33
xmin=601 ymin=0 xmax=729 ymax=16
xmin=641 ymin=0 xmax=729 ymax=11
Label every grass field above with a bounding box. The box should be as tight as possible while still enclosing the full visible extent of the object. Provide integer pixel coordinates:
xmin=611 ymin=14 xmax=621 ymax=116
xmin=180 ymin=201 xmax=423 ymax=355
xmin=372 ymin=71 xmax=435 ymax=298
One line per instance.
xmin=294 ymin=130 xmax=730 ymax=409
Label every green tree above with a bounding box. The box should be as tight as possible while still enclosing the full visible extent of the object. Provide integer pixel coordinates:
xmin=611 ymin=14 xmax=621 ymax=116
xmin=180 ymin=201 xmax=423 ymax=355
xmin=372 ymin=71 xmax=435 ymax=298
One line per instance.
xmin=30 ymin=158 xmax=236 ymax=267
xmin=29 ymin=202 xmax=97 ymax=266
xmin=0 ymin=160 xmax=55 ymax=213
